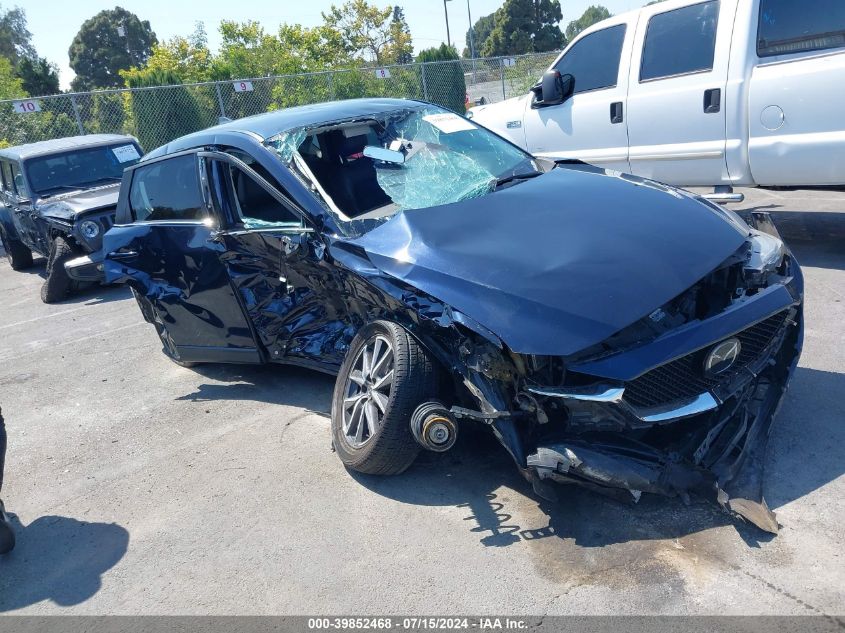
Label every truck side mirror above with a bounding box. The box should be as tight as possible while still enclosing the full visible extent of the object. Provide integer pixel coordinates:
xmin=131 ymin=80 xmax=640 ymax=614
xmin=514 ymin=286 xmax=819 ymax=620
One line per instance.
xmin=537 ymin=71 xmax=574 ymax=107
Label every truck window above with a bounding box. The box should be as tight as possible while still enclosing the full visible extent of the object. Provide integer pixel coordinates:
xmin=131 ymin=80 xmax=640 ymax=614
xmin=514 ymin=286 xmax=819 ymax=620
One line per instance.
xmin=553 ymin=24 xmax=626 ymax=94
xmin=0 ymin=162 xmax=9 ymax=192
xmin=640 ymin=0 xmax=719 ymax=82
xmin=758 ymin=0 xmax=845 ymax=57
xmin=9 ymin=163 xmax=28 ymax=199
xmin=128 ymin=154 xmax=206 ymax=223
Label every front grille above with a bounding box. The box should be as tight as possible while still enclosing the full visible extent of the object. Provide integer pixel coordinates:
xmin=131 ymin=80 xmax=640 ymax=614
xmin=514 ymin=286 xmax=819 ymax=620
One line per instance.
xmin=622 ymin=310 xmax=790 ymax=409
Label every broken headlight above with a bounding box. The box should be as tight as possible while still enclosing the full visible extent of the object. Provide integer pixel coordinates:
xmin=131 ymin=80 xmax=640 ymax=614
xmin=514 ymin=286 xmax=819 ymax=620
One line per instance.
xmin=745 ymin=230 xmax=786 ymax=275
xmin=80 ymin=220 xmax=101 ymax=240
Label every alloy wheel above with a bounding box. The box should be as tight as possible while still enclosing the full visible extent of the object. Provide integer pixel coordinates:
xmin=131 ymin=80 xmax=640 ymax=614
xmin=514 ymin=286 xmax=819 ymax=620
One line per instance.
xmin=342 ymin=334 xmax=395 ymax=448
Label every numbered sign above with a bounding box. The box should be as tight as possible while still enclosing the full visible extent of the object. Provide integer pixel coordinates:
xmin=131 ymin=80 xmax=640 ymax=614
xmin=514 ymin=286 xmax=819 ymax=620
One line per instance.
xmin=503 ymin=58 xmax=516 ymax=68
xmin=233 ymin=81 xmax=254 ymax=93
xmin=374 ymin=68 xmax=391 ymax=79
xmin=13 ymin=100 xmax=42 ymax=114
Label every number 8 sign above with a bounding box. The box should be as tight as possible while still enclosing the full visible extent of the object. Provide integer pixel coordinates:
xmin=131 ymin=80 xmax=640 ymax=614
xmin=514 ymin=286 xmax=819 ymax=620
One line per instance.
xmin=13 ymin=100 xmax=42 ymax=114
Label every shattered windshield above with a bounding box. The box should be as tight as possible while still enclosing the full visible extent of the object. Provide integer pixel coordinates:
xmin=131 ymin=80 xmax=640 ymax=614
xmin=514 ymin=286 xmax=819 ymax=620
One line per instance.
xmin=265 ymin=105 xmax=539 ymax=235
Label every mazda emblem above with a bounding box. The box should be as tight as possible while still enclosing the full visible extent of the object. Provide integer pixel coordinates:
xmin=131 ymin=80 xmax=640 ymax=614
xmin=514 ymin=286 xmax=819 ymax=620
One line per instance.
xmin=704 ymin=338 xmax=742 ymax=376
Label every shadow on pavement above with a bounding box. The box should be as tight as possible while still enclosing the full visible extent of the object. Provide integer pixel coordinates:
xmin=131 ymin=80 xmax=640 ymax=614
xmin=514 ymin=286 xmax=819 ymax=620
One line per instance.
xmin=176 ymin=363 xmax=334 ymax=419
xmin=0 ymin=514 xmax=129 ymax=612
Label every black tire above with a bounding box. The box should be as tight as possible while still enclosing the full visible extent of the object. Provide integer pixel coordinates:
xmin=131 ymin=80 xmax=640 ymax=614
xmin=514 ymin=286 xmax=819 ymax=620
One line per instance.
xmin=331 ymin=320 xmax=441 ymax=475
xmin=0 ymin=228 xmax=33 ymax=271
xmin=40 ymin=236 xmax=78 ymax=304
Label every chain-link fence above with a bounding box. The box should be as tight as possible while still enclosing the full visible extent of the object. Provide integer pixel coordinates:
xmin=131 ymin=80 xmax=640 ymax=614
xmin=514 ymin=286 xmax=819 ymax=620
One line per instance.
xmin=0 ymin=51 xmax=559 ymax=151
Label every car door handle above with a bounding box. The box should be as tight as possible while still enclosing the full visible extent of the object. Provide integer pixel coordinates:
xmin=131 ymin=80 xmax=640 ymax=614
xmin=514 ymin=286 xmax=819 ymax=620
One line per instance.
xmin=704 ymin=88 xmax=721 ymax=113
xmin=108 ymin=250 xmax=138 ymax=261
xmin=610 ymin=101 xmax=624 ymax=124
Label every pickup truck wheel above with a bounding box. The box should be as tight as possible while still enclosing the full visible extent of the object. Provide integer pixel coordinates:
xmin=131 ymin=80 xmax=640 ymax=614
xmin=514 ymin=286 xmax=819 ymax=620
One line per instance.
xmin=331 ymin=320 xmax=440 ymax=475
xmin=40 ymin=236 xmax=78 ymax=304
xmin=0 ymin=229 xmax=34 ymax=271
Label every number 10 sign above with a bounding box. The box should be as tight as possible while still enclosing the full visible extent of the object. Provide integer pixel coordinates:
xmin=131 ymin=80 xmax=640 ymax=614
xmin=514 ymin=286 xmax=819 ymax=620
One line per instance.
xmin=13 ymin=100 xmax=42 ymax=114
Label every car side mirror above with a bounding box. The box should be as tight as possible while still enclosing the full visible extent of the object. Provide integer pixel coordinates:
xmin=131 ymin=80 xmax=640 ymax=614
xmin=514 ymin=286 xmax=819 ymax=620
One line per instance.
xmin=536 ymin=71 xmax=574 ymax=107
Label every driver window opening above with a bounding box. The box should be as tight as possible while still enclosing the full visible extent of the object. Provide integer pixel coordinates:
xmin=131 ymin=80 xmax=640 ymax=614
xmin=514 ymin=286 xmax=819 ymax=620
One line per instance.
xmin=210 ymin=158 xmax=302 ymax=229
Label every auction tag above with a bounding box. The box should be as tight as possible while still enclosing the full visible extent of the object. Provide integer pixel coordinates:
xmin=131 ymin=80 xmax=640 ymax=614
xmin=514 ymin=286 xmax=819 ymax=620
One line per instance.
xmin=423 ymin=112 xmax=475 ymax=134
xmin=13 ymin=99 xmax=41 ymax=113
xmin=374 ymin=68 xmax=391 ymax=79
xmin=112 ymin=144 xmax=141 ymax=163
xmin=234 ymin=81 xmax=254 ymax=92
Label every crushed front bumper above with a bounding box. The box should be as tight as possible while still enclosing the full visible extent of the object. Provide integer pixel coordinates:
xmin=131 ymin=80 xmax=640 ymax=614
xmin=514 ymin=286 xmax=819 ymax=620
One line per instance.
xmin=525 ymin=281 xmax=802 ymax=533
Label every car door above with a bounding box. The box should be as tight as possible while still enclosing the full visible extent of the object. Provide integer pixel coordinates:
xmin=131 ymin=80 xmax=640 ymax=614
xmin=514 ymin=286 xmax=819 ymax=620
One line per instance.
xmin=104 ymin=151 xmax=261 ymax=364
xmin=747 ymin=0 xmax=845 ymax=186
xmin=625 ymin=0 xmax=736 ymax=186
xmin=202 ymin=150 xmax=349 ymax=371
xmin=522 ymin=19 xmax=633 ymax=173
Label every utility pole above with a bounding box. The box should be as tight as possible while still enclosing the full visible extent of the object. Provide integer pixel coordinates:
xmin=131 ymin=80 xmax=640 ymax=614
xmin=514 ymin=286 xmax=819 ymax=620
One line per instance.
xmin=466 ymin=0 xmax=475 ymax=58
xmin=443 ymin=0 xmax=452 ymax=48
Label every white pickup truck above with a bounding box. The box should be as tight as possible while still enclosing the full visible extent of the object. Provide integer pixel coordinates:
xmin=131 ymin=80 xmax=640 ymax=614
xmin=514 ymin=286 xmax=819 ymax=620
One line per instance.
xmin=468 ymin=0 xmax=845 ymax=193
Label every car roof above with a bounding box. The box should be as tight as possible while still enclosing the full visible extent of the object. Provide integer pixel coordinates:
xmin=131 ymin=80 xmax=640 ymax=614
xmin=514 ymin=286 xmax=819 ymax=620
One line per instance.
xmin=144 ymin=98 xmax=426 ymax=160
xmin=0 ymin=134 xmax=138 ymax=162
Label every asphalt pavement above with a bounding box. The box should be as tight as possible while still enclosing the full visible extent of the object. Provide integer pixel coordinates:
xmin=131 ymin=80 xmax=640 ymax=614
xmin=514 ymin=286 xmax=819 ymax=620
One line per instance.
xmin=0 ymin=187 xmax=842 ymax=616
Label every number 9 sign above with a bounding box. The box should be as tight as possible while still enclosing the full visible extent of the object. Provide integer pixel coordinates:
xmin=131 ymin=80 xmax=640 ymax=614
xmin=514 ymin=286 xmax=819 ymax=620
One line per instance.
xmin=13 ymin=100 xmax=42 ymax=114
xmin=233 ymin=81 xmax=254 ymax=93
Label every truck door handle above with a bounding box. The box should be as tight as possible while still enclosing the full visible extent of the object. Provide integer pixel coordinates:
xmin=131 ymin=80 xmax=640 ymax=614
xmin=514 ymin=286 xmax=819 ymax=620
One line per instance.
xmin=704 ymin=88 xmax=721 ymax=113
xmin=610 ymin=102 xmax=624 ymax=124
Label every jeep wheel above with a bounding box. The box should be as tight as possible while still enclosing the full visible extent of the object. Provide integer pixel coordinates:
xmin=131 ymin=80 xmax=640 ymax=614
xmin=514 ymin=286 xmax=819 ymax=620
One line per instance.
xmin=331 ymin=320 xmax=441 ymax=475
xmin=40 ymin=236 xmax=78 ymax=304
xmin=0 ymin=229 xmax=33 ymax=271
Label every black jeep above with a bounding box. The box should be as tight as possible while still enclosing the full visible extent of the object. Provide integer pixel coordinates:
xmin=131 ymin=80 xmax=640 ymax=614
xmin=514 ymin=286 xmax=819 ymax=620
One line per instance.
xmin=0 ymin=134 xmax=143 ymax=302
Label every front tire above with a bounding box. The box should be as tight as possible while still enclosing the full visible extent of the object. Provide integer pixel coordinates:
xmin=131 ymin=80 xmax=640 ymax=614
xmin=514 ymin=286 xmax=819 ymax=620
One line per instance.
xmin=40 ymin=236 xmax=78 ymax=303
xmin=331 ymin=320 xmax=440 ymax=475
xmin=0 ymin=229 xmax=33 ymax=271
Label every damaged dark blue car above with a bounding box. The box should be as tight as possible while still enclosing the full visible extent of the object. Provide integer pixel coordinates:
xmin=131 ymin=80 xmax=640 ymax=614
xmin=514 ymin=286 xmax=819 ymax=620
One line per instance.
xmin=72 ymin=98 xmax=803 ymax=533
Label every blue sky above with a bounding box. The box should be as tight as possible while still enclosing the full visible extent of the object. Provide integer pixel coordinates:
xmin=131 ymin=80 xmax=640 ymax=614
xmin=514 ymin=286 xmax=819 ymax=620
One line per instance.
xmin=24 ymin=0 xmax=643 ymax=90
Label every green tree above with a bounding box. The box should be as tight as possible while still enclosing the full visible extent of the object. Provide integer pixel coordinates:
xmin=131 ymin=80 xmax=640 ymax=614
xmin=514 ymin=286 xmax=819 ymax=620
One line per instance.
xmin=483 ymin=0 xmax=565 ymax=57
xmin=130 ymin=23 xmax=215 ymax=84
xmin=463 ymin=13 xmax=495 ymax=58
xmin=323 ymin=1 xmax=412 ymax=65
xmin=69 ymin=7 xmax=157 ymax=90
xmin=385 ymin=6 xmax=413 ymax=64
xmin=416 ymin=44 xmax=466 ymax=113
xmin=0 ymin=4 xmax=34 ymax=65
xmin=124 ymin=69 xmax=208 ymax=150
xmin=565 ymin=5 xmax=612 ymax=41
xmin=16 ymin=57 xmax=59 ymax=96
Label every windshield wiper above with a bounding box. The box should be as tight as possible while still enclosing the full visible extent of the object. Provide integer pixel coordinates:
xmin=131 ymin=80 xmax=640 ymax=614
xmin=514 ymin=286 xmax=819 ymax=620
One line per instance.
xmin=38 ymin=184 xmax=84 ymax=198
xmin=75 ymin=176 xmax=121 ymax=188
xmin=492 ymin=170 xmax=544 ymax=190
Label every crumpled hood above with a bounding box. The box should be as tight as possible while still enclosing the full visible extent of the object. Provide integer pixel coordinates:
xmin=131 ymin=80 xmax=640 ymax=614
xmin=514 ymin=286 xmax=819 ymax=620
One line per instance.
xmin=37 ymin=183 xmax=120 ymax=221
xmin=348 ymin=166 xmax=748 ymax=356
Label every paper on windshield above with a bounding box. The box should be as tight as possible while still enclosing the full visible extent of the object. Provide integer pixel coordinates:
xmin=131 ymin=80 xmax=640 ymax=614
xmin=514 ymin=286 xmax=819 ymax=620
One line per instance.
xmin=422 ymin=113 xmax=475 ymax=134
xmin=112 ymin=144 xmax=141 ymax=163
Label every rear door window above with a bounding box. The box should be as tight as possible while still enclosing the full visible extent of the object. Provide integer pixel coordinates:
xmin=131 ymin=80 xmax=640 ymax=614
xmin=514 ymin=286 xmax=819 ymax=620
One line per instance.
xmin=128 ymin=154 xmax=206 ymax=223
xmin=640 ymin=1 xmax=720 ymax=81
xmin=758 ymin=0 xmax=845 ymax=57
xmin=554 ymin=25 xmax=627 ymax=94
